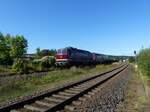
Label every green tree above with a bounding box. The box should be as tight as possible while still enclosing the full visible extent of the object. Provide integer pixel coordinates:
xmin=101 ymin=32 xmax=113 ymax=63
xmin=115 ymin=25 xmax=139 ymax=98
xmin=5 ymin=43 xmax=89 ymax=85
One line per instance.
xmin=36 ymin=47 xmax=42 ymax=58
xmin=138 ymin=48 xmax=150 ymax=76
xmin=0 ymin=32 xmax=5 ymax=60
xmin=0 ymin=33 xmax=12 ymax=65
xmin=10 ymin=35 xmax=28 ymax=59
xmin=0 ymin=32 xmax=28 ymax=72
xmin=4 ymin=34 xmax=12 ymax=64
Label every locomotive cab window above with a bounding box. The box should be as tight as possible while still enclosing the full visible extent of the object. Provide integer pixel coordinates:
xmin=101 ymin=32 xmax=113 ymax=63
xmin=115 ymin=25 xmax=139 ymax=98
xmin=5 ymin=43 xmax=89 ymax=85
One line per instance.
xmin=57 ymin=49 xmax=67 ymax=54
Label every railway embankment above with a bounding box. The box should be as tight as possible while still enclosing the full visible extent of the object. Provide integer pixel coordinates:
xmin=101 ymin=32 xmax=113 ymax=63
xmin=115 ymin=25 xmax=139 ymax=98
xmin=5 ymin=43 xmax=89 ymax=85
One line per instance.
xmin=0 ymin=64 xmax=119 ymax=105
xmin=0 ymin=63 xmax=126 ymax=111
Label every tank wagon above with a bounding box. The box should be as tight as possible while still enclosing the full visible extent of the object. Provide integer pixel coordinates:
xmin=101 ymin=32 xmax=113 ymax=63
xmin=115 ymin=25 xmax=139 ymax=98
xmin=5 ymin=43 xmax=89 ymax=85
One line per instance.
xmin=55 ymin=47 xmax=118 ymax=66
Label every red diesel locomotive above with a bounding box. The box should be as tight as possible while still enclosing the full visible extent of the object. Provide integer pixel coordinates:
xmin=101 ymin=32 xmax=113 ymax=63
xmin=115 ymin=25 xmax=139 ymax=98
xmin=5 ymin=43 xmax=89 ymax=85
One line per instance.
xmin=55 ymin=47 xmax=118 ymax=66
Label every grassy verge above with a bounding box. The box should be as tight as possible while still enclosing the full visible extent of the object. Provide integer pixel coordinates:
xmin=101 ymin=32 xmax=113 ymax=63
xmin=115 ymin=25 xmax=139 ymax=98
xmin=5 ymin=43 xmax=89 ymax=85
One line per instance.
xmin=0 ymin=65 xmax=11 ymax=73
xmin=116 ymin=64 xmax=150 ymax=112
xmin=0 ymin=63 xmax=119 ymax=104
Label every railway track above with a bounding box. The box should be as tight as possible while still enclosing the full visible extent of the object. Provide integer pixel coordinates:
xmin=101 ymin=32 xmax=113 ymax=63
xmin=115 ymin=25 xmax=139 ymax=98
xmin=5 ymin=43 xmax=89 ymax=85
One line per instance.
xmin=0 ymin=64 xmax=128 ymax=112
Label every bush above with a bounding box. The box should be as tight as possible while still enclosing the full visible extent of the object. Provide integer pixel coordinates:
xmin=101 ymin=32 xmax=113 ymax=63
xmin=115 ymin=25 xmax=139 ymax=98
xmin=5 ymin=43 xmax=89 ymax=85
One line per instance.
xmin=11 ymin=56 xmax=56 ymax=73
xmin=32 ymin=56 xmax=56 ymax=72
xmin=138 ymin=48 xmax=150 ymax=76
xmin=41 ymin=56 xmax=56 ymax=67
xmin=32 ymin=60 xmax=41 ymax=72
xmin=128 ymin=56 xmax=135 ymax=63
xmin=12 ymin=59 xmax=29 ymax=74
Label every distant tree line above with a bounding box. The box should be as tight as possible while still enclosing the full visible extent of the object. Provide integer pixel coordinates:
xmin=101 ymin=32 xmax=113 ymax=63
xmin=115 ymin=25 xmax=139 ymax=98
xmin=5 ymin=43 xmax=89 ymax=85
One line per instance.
xmin=128 ymin=56 xmax=135 ymax=63
xmin=35 ymin=48 xmax=56 ymax=59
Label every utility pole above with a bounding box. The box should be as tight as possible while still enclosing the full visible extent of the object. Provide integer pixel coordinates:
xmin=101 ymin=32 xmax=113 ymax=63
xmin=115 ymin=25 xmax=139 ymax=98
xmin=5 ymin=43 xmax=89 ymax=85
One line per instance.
xmin=134 ymin=50 xmax=137 ymax=68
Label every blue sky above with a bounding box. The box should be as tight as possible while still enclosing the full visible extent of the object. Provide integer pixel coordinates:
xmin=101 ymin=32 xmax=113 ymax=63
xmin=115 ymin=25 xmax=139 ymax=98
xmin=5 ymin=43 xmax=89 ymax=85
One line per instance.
xmin=0 ymin=0 xmax=150 ymax=55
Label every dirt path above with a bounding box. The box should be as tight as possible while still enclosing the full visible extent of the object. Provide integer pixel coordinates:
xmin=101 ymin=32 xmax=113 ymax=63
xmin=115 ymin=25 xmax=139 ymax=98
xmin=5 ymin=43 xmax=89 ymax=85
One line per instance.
xmin=116 ymin=65 xmax=150 ymax=112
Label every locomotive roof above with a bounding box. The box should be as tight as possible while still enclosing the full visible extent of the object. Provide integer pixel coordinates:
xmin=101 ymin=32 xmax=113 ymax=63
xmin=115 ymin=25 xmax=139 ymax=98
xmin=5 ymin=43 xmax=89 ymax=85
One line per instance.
xmin=58 ymin=47 xmax=120 ymax=58
xmin=66 ymin=47 xmax=92 ymax=53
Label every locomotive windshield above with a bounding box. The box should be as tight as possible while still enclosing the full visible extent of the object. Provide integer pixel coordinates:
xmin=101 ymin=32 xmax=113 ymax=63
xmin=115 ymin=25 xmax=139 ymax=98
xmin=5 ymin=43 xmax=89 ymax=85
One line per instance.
xmin=57 ymin=48 xmax=67 ymax=54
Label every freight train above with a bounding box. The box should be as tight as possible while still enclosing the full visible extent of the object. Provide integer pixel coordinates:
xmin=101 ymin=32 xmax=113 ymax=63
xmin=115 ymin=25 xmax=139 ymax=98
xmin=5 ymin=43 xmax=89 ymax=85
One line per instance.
xmin=55 ymin=47 xmax=119 ymax=66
